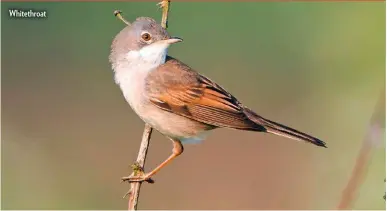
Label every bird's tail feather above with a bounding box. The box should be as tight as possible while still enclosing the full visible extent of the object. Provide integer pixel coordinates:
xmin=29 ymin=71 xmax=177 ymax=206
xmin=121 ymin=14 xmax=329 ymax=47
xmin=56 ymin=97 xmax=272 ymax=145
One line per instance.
xmin=243 ymin=107 xmax=327 ymax=148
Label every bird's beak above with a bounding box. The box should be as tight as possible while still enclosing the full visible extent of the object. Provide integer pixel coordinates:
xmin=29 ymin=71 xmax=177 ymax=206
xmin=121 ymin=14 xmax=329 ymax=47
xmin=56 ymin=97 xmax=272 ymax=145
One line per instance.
xmin=161 ymin=37 xmax=183 ymax=44
xmin=166 ymin=37 xmax=183 ymax=44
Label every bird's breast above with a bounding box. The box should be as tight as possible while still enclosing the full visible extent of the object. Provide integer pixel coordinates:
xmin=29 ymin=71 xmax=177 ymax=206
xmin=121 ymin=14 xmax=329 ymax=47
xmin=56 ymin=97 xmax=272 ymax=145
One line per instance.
xmin=113 ymin=63 xmax=215 ymax=143
xmin=114 ymin=65 xmax=150 ymax=116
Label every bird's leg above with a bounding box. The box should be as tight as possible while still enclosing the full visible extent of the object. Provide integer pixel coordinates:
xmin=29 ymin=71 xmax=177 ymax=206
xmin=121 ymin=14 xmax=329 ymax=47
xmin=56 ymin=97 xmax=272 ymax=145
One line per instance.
xmin=122 ymin=138 xmax=183 ymax=183
xmin=157 ymin=0 xmax=170 ymax=28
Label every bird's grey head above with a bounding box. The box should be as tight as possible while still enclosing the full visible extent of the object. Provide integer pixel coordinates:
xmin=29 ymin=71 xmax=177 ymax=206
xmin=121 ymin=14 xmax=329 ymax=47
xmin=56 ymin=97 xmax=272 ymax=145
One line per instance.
xmin=109 ymin=17 xmax=182 ymax=69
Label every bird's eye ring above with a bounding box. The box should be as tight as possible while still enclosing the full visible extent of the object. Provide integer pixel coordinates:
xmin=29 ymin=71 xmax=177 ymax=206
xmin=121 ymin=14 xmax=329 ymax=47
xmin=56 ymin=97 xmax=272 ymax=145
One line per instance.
xmin=141 ymin=32 xmax=151 ymax=41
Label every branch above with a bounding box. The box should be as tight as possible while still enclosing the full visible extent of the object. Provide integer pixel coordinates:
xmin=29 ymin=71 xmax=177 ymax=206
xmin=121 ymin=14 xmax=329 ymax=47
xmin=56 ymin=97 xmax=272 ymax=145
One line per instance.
xmin=158 ymin=0 xmax=171 ymax=28
xmin=127 ymin=124 xmax=153 ymax=210
xmin=337 ymin=90 xmax=385 ymax=209
xmin=114 ymin=1 xmax=172 ymax=210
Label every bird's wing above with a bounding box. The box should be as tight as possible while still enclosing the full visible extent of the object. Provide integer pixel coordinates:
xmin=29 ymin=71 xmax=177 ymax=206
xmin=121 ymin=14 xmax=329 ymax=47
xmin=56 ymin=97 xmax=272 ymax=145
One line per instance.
xmin=145 ymin=56 xmax=265 ymax=131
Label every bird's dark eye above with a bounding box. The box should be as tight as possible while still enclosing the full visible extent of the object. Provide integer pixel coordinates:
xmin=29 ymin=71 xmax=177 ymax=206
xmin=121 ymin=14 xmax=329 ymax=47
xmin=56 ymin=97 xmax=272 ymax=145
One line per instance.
xmin=141 ymin=32 xmax=151 ymax=41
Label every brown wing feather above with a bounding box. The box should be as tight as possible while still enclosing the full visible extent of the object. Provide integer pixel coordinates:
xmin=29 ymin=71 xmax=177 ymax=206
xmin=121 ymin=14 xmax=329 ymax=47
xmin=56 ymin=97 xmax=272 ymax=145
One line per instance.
xmin=145 ymin=56 xmax=265 ymax=131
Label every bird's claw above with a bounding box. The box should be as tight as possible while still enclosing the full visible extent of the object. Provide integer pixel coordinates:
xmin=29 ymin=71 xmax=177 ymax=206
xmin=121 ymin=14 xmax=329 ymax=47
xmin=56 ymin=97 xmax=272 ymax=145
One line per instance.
xmin=121 ymin=162 xmax=154 ymax=183
xmin=121 ymin=175 xmax=154 ymax=199
xmin=120 ymin=173 xmax=154 ymax=198
xmin=121 ymin=174 xmax=154 ymax=183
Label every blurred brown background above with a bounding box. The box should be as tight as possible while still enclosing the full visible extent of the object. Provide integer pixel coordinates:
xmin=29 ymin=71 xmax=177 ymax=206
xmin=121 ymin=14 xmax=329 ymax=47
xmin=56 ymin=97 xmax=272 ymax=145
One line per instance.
xmin=1 ymin=2 xmax=385 ymax=210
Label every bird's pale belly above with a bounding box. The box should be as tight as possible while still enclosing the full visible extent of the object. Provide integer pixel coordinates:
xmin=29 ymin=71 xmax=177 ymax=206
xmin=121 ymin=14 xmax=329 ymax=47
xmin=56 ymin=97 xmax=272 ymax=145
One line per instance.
xmin=118 ymin=72 xmax=214 ymax=142
xmin=140 ymin=102 xmax=213 ymax=141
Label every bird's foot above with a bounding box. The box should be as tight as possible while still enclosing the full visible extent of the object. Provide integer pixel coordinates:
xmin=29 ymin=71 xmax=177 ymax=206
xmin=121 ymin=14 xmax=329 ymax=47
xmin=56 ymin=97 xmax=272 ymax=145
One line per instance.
xmin=121 ymin=162 xmax=154 ymax=183
xmin=157 ymin=0 xmax=170 ymax=9
xmin=121 ymin=174 xmax=154 ymax=183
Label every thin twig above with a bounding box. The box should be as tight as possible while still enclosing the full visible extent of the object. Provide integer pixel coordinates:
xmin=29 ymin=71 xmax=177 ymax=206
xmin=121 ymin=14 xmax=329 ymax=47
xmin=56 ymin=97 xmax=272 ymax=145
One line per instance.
xmin=127 ymin=124 xmax=153 ymax=210
xmin=122 ymin=1 xmax=172 ymax=210
xmin=159 ymin=0 xmax=171 ymax=28
xmin=337 ymin=90 xmax=385 ymax=209
xmin=114 ymin=10 xmax=131 ymax=26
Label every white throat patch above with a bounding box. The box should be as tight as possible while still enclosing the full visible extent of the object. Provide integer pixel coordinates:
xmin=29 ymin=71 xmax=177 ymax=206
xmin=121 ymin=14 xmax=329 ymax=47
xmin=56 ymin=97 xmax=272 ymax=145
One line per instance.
xmin=126 ymin=42 xmax=169 ymax=67
xmin=113 ymin=42 xmax=169 ymax=87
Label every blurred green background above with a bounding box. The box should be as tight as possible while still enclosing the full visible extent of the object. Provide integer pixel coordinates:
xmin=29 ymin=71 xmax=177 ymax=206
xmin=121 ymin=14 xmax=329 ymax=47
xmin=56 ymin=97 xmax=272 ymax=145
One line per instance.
xmin=1 ymin=2 xmax=385 ymax=210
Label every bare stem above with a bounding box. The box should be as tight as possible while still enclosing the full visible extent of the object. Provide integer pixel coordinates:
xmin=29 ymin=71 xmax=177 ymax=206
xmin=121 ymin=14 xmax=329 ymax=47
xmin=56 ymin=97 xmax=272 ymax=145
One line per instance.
xmin=337 ymin=90 xmax=385 ymax=209
xmin=159 ymin=0 xmax=171 ymax=29
xmin=125 ymin=1 xmax=171 ymax=210
xmin=114 ymin=10 xmax=131 ymax=26
xmin=127 ymin=124 xmax=153 ymax=210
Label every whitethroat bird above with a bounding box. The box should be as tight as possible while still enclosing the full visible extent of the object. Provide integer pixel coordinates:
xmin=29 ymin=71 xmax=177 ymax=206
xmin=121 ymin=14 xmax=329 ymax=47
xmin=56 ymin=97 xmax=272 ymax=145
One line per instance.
xmin=109 ymin=14 xmax=327 ymax=183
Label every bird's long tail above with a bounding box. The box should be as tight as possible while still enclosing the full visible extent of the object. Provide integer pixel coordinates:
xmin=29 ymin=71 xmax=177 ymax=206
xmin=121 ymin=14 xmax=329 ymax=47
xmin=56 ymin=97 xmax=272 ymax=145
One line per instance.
xmin=243 ymin=107 xmax=327 ymax=148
